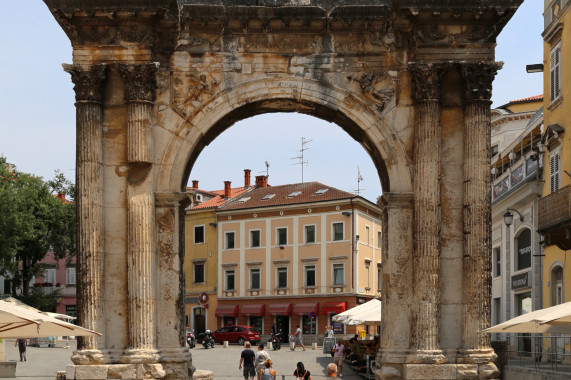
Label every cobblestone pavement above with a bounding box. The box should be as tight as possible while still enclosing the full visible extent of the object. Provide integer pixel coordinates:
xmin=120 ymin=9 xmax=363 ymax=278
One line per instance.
xmin=4 ymin=340 xmax=371 ymax=380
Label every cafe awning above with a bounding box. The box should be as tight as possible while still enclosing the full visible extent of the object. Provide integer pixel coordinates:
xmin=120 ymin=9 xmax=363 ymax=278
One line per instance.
xmin=321 ymin=301 xmax=347 ymax=315
xmin=241 ymin=304 xmax=265 ymax=317
xmin=267 ymin=303 xmax=292 ymax=316
xmin=293 ymin=302 xmax=319 ymax=316
xmin=215 ymin=304 xmax=238 ymax=317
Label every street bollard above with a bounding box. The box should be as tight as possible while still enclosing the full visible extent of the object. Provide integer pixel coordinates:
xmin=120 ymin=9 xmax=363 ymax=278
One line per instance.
xmin=223 ymin=341 xmax=229 ymax=348
xmin=312 ymin=343 xmax=317 ymax=350
xmin=268 ymin=342 xmax=273 ymax=350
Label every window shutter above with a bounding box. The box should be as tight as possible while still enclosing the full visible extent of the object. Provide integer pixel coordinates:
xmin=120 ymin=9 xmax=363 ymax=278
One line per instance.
xmin=550 ymin=45 xmax=562 ymax=101
xmin=550 ymin=153 xmax=561 ymax=193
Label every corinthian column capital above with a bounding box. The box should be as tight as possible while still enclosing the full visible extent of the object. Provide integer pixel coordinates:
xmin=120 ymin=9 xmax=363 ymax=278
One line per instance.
xmin=408 ymin=62 xmax=448 ymax=101
xmin=63 ymin=64 xmax=108 ymax=103
xmin=114 ymin=63 xmax=160 ymax=102
xmin=461 ymin=62 xmax=503 ymax=102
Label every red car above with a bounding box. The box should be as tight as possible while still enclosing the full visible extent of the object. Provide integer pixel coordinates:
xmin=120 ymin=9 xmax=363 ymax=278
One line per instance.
xmin=212 ymin=325 xmax=261 ymax=345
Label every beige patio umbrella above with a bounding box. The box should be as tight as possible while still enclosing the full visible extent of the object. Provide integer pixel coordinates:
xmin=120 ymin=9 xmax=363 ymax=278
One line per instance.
xmin=484 ymin=301 xmax=571 ymax=334
xmin=0 ymin=300 xmax=100 ymax=338
xmin=332 ymin=299 xmax=381 ymax=324
xmin=345 ymin=303 xmax=382 ymax=325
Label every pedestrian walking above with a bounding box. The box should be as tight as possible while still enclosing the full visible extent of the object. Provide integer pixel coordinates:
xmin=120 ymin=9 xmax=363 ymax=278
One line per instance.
xmin=15 ymin=338 xmax=26 ymax=362
xmin=290 ymin=325 xmax=306 ymax=351
xmin=255 ymin=344 xmax=271 ymax=374
xmin=332 ymin=340 xmax=345 ymax=377
xmin=239 ymin=341 xmax=256 ymax=380
xmin=293 ymin=361 xmax=312 ymax=380
xmin=257 ymin=358 xmax=276 ymax=380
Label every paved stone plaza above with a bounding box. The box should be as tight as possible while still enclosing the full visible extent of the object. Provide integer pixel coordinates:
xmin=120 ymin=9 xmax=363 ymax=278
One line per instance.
xmin=5 ymin=340 xmax=366 ymax=380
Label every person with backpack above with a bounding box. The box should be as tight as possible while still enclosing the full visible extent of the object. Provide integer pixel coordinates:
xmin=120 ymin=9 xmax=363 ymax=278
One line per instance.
xmin=293 ymin=361 xmax=312 ymax=380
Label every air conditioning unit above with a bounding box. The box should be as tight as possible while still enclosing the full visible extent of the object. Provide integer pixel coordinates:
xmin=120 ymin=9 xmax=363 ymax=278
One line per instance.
xmin=195 ymin=194 xmax=203 ymax=203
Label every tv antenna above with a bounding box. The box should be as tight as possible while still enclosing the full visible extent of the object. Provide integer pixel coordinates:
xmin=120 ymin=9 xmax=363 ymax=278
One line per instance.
xmin=259 ymin=161 xmax=270 ymax=178
xmin=355 ymin=166 xmax=365 ymax=195
xmin=290 ymin=137 xmax=312 ymax=183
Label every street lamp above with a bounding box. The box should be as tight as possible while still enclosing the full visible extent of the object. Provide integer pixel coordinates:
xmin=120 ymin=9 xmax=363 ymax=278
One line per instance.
xmin=503 ymin=208 xmax=523 ymax=227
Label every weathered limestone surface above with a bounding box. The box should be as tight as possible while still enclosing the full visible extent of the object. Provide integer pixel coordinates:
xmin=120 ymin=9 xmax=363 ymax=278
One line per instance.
xmin=45 ymin=1 xmax=523 ymax=379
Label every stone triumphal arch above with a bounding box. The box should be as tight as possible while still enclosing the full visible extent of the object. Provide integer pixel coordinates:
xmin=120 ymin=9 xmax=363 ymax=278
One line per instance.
xmin=44 ymin=0 xmax=522 ymax=379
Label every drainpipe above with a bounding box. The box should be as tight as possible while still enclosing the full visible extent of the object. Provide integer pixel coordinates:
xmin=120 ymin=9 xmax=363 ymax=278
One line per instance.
xmin=350 ymin=198 xmax=355 ymax=292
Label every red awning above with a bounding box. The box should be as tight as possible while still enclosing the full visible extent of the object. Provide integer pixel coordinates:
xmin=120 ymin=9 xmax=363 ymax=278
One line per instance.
xmin=215 ymin=304 xmax=239 ymax=317
xmin=267 ymin=303 xmax=292 ymax=316
xmin=241 ymin=304 xmax=265 ymax=316
xmin=293 ymin=302 xmax=319 ymax=316
xmin=321 ymin=301 xmax=347 ymax=315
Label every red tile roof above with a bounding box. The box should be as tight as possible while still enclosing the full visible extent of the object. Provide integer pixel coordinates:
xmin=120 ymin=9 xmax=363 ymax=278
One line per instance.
xmin=190 ymin=186 xmax=252 ymax=210
xmin=218 ymin=182 xmax=357 ymax=211
xmin=509 ymin=94 xmax=543 ymax=104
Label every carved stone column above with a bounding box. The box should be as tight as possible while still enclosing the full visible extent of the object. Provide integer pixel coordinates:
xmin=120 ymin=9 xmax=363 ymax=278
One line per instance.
xmin=407 ymin=62 xmax=446 ymax=363
xmin=64 ymin=64 xmax=108 ymax=365
xmin=460 ymin=62 xmax=502 ymax=368
xmin=377 ymin=193 xmax=414 ymax=379
xmin=115 ymin=63 xmax=161 ymax=364
xmin=156 ymin=192 xmax=194 ymax=380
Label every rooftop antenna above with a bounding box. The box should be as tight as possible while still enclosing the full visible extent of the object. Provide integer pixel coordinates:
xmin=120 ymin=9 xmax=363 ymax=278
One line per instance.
xmin=258 ymin=161 xmax=270 ymax=178
xmin=290 ymin=137 xmax=312 ymax=183
xmin=355 ymin=166 xmax=365 ymax=195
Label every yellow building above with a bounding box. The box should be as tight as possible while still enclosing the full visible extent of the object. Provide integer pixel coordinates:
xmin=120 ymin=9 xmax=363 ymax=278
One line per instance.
xmin=538 ymin=0 xmax=571 ymax=309
xmin=214 ymin=178 xmax=382 ymax=340
xmin=184 ymin=172 xmax=252 ymax=333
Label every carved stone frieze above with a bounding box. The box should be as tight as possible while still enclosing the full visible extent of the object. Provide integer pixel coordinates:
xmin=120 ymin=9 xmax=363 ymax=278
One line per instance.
xmin=63 ymin=64 xmax=108 ymax=102
xmin=118 ymin=24 xmax=154 ymax=44
xmin=115 ymin=63 xmax=160 ymax=102
xmin=461 ymin=62 xmax=503 ymax=102
xmin=348 ymin=72 xmax=395 ymax=113
xmin=171 ymin=72 xmax=220 ymax=118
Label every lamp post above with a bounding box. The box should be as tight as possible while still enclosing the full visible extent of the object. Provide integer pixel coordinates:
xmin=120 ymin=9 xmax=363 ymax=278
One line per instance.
xmin=503 ymin=208 xmax=523 ymax=227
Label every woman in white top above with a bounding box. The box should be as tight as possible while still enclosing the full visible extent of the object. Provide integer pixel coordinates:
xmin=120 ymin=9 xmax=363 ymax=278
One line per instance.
xmin=258 ymin=359 xmax=276 ymax=380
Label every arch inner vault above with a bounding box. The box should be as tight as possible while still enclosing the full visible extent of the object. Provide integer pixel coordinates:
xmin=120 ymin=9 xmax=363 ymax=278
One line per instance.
xmin=44 ymin=0 xmax=523 ymax=379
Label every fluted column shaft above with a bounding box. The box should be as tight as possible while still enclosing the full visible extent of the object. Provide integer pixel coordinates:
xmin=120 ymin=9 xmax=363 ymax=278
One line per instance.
xmin=116 ymin=63 xmax=160 ymax=362
xmin=461 ymin=62 xmax=502 ymax=357
xmin=64 ymin=64 xmax=107 ymax=360
xmin=409 ymin=63 xmax=445 ymax=358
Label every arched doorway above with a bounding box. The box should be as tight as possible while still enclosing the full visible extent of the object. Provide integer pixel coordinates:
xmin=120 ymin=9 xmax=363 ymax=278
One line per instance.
xmin=46 ymin=1 xmax=521 ymax=379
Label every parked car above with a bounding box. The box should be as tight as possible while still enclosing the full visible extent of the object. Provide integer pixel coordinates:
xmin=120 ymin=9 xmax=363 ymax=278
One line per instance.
xmin=212 ymin=325 xmax=261 ymax=345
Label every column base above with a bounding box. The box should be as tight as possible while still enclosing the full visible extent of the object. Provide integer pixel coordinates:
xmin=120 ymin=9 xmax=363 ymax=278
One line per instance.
xmin=159 ymin=348 xmax=194 ymax=379
xmin=66 ymin=363 xmax=165 ymax=380
xmin=121 ymin=349 xmax=161 ymax=364
xmin=401 ymin=363 xmax=498 ymax=380
xmin=406 ymin=350 xmax=447 ymax=364
xmin=457 ymin=348 xmax=497 ymax=364
xmin=72 ymin=349 xmax=110 ymax=365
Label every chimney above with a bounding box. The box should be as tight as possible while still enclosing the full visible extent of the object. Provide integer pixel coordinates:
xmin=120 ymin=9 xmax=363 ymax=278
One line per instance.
xmin=224 ymin=181 xmax=231 ymax=198
xmin=192 ymin=180 xmax=199 ymax=189
xmin=244 ymin=169 xmax=251 ymax=187
xmin=255 ymin=175 xmax=268 ymax=188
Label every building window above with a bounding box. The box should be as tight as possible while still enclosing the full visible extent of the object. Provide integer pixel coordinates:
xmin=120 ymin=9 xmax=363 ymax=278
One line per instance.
xmin=493 ymin=298 xmax=501 ymax=326
xmin=194 ymin=225 xmax=205 ymax=244
xmin=365 ymin=263 xmax=370 ymax=288
xmin=332 ymin=222 xmax=344 ymax=241
xmin=365 ymin=226 xmax=370 ymax=245
xmin=250 ymin=230 xmax=261 ymax=248
xmin=302 ymin=315 xmax=317 ymax=334
xmin=550 ymin=149 xmax=561 ymax=193
xmin=194 ymin=263 xmax=205 ymax=284
xmin=304 ymin=265 xmax=316 ymax=287
xmin=225 ymin=270 xmax=235 ymax=291
xmin=43 ymin=268 xmax=56 ymax=285
xmin=491 ymin=145 xmax=499 ymax=159
xmin=66 ymin=267 xmax=76 ymax=285
xmin=377 ymin=231 xmax=382 ymax=249
xmin=277 ymin=267 xmax=287 ymax=288
xmin=551 ymin=265 xmax=564 ymax=306
xmin=333 ymin=264 xmax=344 ymax=286
xmin=277 ymin=227 xmax=287 ymax=246
xmin=550 ymin=42 xmax=562 ymax=102
xmin=305 ymin=225 xmax=316 ymax=243
xmin=377 ymin=265 xmax=382 ymax=292
xmin=516 ymin=229 xmax=532 ymax=271
xmin=225 ymin=232 xmax=235 ymax=249
xmin=250 ymin=268 xmax=260 ymax=290
xmin=493 ymin=247 xmax=501 ymax=278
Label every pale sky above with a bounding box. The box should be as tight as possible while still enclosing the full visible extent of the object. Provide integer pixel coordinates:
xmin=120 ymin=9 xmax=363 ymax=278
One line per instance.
xmin=0 ymin=1 xmax=543 ymax=203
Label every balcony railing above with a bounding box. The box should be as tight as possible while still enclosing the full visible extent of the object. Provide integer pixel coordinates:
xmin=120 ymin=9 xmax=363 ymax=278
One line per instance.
xmin=538 ymin=185 xmax=571 ymax=231
xmin=492 ymin=155 xmax=539 ymax=203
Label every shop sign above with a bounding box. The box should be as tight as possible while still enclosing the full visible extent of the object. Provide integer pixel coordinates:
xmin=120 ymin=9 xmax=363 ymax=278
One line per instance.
xmin=185 ymin=297 xmax=199 ymax=304
xmin=512 ymin=271 xmax=531 ymax=290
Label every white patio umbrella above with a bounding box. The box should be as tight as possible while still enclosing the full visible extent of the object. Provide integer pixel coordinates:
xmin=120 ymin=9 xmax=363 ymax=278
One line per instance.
xmin=344 ymin=304 xmax=382 ymax=325
xmin=332 ymin=299 xmax=381 ymax=324
xmin=484 ymin=301 xmax=571 ymax=334
xmin=0 ymin=300 xmax=100 ymax=338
